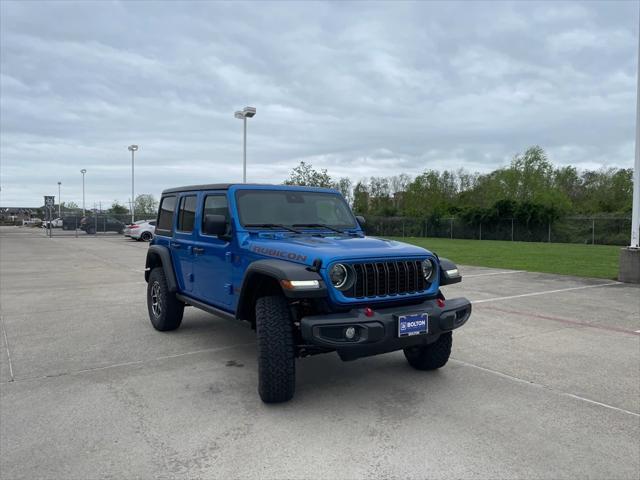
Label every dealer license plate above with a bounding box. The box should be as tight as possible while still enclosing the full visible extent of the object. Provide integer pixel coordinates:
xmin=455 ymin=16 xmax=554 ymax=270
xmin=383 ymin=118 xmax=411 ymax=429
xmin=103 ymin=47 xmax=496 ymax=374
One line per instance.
xmin=397 ymin=313 xmax=428 ymax=337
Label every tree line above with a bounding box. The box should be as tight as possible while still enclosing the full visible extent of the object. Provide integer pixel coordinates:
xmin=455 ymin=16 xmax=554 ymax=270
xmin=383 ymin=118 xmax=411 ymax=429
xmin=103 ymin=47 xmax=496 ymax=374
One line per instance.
xmin=284 ymin=146 xmax=633 ymax=226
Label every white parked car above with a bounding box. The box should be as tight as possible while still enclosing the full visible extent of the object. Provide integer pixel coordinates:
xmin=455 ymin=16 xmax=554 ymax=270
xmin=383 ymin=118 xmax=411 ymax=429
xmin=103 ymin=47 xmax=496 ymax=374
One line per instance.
xmin=42 ymin=218 xmax=63 ymax=228
xmin=124 ymin=220 xmax=146 ymax=237
xmin=127 ymin=220 xmax=155 ymax=241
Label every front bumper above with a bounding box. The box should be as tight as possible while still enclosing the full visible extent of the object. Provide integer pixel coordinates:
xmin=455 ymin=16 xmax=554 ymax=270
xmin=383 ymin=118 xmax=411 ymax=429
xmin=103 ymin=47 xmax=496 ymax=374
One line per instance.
xmin=300 ymin=297 xmax=471 ymax=361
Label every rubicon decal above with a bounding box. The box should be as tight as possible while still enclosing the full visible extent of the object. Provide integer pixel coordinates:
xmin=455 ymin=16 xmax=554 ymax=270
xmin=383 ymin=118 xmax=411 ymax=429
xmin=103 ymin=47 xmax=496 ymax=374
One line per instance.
xmin=251 ymin=246 xmax=307 ymax=262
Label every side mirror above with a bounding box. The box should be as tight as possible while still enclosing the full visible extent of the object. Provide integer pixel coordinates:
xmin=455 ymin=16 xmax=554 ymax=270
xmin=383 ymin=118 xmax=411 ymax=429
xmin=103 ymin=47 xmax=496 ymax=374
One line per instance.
xmin=439 ymin=257 xmax=462 ymax=285
xmin=203 ymin=214 xmax=227 ymax=236
xmin=355 ymin=215 xmax=366 ymax=226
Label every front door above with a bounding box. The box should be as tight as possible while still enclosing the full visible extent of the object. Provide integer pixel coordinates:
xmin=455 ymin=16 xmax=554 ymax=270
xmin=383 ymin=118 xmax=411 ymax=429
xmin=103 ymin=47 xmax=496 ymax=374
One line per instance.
xmin=172 ymin=194 xmax=198 ymax=293
xmin=192 ymin=192 xmax=234 ymax=307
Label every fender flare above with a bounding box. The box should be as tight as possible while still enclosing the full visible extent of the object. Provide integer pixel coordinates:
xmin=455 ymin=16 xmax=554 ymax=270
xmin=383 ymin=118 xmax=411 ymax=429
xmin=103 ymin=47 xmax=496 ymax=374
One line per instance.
xmin=236 ymin=259 xmax=327 ymax=322
xmin=145 ymin=245 xmax=179 ymax=292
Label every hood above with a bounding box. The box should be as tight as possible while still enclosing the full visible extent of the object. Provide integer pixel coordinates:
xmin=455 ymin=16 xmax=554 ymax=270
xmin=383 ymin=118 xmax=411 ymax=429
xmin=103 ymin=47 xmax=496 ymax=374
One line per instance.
xmin=245 ymin=233 xmax=431 ymax=265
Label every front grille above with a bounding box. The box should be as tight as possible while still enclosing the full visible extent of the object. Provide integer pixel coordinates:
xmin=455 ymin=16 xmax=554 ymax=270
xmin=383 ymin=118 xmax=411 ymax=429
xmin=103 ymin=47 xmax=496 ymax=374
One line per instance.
xmin=343 ymin=260 xmax=429 ymax=298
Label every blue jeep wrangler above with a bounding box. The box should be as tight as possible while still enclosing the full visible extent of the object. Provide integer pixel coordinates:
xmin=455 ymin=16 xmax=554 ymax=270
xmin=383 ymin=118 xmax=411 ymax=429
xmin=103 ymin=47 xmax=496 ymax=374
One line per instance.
xmin=145 ymin=184 xmax=471 ymax=402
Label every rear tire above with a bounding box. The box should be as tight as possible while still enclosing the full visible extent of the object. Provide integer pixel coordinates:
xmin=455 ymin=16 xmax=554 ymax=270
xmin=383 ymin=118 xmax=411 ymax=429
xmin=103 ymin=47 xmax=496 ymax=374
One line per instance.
xmin=147 ymin=267 xmax=184 ymax=331
xmin=141 ymin=231 xmax=153 ymax=241
xmin=256 ymin=295 xmax=296 ymax=403
xmin=403 ymin=332 xmax=452 ymax=370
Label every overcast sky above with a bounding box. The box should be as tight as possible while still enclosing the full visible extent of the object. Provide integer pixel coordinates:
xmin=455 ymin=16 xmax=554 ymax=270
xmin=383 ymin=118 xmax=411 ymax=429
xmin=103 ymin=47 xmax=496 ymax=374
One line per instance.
xmin=1 ymin=1 xmax=638 ymax=207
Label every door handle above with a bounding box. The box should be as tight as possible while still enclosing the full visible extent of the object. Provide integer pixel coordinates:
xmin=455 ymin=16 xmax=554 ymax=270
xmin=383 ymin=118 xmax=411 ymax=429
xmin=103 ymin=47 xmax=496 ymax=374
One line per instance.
xmin=171 ymin=242 xmax=181 ymax=249
xmin=193 ymin=247 xmax=205 ymax=255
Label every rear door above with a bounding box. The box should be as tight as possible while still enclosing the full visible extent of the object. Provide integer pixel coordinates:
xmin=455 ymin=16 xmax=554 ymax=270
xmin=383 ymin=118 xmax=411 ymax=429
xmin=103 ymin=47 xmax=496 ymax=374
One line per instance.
xmin=172 ymin=194 xmax=198 ymax=293
xmin=192 ymin=192 xmax=234 ymax=307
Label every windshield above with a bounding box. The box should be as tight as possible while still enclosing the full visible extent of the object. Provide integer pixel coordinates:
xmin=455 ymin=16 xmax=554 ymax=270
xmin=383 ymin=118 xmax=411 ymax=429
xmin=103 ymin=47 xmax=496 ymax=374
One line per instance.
xmin=236 ymin=190 xmax=357 ymax=230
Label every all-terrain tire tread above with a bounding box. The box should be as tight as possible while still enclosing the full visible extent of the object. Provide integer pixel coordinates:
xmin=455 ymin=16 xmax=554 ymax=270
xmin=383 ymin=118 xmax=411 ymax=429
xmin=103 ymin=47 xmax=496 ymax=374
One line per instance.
xmin=147 ymin=267 xmax=184 ymax=331
xmin=256 ymin=295 xmax=296 ymax=403
xmin=403 ymin=332 xmax=452 ymax=370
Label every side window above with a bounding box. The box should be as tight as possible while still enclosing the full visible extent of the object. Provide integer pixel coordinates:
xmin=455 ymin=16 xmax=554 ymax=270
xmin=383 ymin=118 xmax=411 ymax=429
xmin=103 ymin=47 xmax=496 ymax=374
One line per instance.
xmin=177 ymin=195 xmax=197 ymax=232
xmin=202 ymin=195 xmax=230 ymax=235
xmin=157 ymin=196 xmax=176 ymax=234
xmin=149 ymin=220 xmax=156 ymax=227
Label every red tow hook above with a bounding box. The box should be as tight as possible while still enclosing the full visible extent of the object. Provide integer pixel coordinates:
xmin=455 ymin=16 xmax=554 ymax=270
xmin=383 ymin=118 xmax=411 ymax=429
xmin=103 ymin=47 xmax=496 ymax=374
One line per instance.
xmin=436 ymin=298 xmax=445 ymax=308
xmin=364 ymin=307 xmax=374 ymax=317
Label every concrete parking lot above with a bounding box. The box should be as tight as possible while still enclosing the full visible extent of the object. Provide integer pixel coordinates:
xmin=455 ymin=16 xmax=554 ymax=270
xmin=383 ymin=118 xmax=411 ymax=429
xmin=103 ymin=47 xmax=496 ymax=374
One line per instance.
xmin=1 ymin=226 xmax=638 ymax=479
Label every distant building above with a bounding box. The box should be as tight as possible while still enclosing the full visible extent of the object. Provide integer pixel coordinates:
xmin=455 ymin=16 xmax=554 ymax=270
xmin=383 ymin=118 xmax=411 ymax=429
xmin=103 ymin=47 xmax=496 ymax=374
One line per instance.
xmin=0 ymin=207 xmax=37 ymax=223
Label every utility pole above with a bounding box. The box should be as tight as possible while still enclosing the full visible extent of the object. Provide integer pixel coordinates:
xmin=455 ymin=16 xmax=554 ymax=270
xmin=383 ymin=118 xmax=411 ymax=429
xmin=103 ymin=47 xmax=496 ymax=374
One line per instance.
xmin=80 ymin=169 xmax=86 ymax=215
xmin=57 ymin=182 xmax=61 ymax=218
xmin=128 ymin=145 xmax=139 ymax=223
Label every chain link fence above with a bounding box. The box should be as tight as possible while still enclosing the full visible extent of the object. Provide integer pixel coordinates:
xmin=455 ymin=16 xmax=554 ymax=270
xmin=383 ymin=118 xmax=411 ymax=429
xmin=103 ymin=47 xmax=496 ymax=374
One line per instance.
xmin=364 ymin=216 xmax=632 ymax=245
xmin=38 ymin=208 xmax=153 ymax=237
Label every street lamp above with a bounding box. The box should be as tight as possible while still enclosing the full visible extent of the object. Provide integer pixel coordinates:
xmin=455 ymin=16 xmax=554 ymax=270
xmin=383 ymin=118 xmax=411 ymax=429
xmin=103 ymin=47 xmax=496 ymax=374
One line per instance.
xmin=80 ymin=169 xmax=87 ymax=216
xmin=128 ymin=145 xmax=139 ymax=223
xmin=57 ymin=181 xmax=62 ymax=218
xmin=234 ymin=106 xmax=256 ymax=183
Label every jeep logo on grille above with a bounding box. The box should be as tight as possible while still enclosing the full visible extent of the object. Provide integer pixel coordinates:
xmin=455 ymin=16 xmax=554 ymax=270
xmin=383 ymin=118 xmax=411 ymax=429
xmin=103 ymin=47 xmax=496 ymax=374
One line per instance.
xmin=251 ymin=246 xmax=307 ymax=262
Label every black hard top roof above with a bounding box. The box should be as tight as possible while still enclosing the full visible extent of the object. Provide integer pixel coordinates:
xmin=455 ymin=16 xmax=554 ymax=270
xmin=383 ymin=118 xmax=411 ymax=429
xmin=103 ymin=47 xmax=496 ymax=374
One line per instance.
xmin=161 ymin=183 xmax=337 ymax=195
xmin=162 ymin=183 xmax=232 ymax=194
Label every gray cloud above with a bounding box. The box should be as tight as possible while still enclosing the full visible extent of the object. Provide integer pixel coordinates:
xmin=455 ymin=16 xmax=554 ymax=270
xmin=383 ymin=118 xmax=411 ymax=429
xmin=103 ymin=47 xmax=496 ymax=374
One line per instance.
xmin=0 ymin=0 xmax=637 ymax=206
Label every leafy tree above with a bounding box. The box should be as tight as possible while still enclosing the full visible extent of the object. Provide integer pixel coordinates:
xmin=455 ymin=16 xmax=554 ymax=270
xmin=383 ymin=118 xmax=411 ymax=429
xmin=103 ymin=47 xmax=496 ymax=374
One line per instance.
xmin=109 ymin=201 xmax=128 ymax=214
xmin=61 ymin=201 xmax=79 ymax=210
xmin=282 ymin=146 xmax=633 ymax=221
xmin=135 ymin=194 xmax=159 ymax=217
xmin=284 ymin=161 xmax=333 ymax=187
xmin=333 ymin=177 xmax=353 ymax=205
xmin=352 ymin=182 xmax=370 ymax=214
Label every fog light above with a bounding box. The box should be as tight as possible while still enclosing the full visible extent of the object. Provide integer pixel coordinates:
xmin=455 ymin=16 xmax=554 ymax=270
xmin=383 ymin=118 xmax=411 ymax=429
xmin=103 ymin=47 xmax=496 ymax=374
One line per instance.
xmin=345 ymin=327 xmax=356 ymax=340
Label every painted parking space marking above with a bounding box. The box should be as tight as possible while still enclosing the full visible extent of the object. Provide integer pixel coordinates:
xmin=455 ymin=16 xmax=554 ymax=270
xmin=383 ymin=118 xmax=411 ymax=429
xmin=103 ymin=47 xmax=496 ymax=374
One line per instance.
xmin=476 ymin=305 xmax=640 ymax=336
xmin=472 ymin=281 xmax=621 ymax=304
xmin=452 ymin=358 xmax=640 ymax=418
xmin=464 ymin=270 xmax=525 ymax=278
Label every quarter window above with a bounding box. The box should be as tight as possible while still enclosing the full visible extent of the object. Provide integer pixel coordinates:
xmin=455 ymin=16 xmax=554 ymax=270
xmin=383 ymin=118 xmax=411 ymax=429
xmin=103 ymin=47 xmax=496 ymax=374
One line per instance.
xmin=177 ymin=195 xmax=197 ymax=232
xmin=157 ymin=196 xmax=176 ymax=233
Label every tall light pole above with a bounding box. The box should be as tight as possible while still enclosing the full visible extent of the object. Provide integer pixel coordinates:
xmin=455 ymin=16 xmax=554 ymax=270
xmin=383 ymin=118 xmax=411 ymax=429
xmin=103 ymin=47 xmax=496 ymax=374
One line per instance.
xmin=631 ymin=18 xmax=640 ymax=250
xmin=80 ymin=169 xmax=87 ymax=216
xmin=619 ymin=11 xmax=640 ymax=283
xmin=234 ymin=107 xmax=256 ymax=183
xmin=57 ymin=181 xmax=62 ymax=218
xmin=128 ymin=145 xmax=138 ymax=223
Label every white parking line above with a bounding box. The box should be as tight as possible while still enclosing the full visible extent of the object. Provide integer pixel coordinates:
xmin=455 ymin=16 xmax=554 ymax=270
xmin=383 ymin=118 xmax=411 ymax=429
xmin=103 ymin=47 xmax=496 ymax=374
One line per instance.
xmin=452 ymin=358 xmax=639 ymax=418
xmin=0 ymin=315 xmax=14 ymax=382
xmin=473 ymin=281 xmax=621 ymax=304
xmin=464 ymin=270 xmax=525 ymax=278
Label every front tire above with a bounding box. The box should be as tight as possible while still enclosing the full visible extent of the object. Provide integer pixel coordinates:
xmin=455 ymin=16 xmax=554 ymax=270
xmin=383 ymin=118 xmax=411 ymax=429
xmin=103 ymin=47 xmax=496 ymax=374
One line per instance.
xmin=256 ymin=295 xmax=296 ymax=403
xmin=403 ymin=332 xmax=452 ymax=370
xmin=147 ymin=268 xmax=184 ymax=331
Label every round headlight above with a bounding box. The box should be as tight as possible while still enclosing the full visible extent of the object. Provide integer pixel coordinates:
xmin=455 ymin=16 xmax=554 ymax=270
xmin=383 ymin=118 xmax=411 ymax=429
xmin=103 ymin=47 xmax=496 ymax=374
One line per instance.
xmin=421 ymin=259 xmax=437 ymax=282
xmin=329 ymin=263 xmax=352 ymax=290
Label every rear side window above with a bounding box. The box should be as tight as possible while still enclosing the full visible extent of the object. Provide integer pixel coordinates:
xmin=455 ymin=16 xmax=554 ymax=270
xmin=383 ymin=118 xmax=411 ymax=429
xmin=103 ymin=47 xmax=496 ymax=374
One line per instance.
xmin=149 ymin=221 xmax=156 ymax=226
xmin=177 ymin=195 xmax=197 ymax=232
xmin=157 ymin=196 xmax=176 ymax=234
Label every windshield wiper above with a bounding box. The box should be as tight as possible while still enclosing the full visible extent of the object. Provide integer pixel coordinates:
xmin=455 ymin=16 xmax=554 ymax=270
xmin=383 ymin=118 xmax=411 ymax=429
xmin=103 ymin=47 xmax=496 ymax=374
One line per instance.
xmin=244 ymin=223 xmax=302 ymax=234
xmin=292 ymin=223 xmax=345 ymax=234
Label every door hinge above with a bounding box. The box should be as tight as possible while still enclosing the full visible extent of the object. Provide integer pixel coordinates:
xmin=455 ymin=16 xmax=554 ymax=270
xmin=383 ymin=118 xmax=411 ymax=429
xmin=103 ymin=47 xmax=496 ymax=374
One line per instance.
xmin=224 ymin=283 xmax=233 ymax=294
xmin=225 ymin=252 xmax=233 ymax=263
